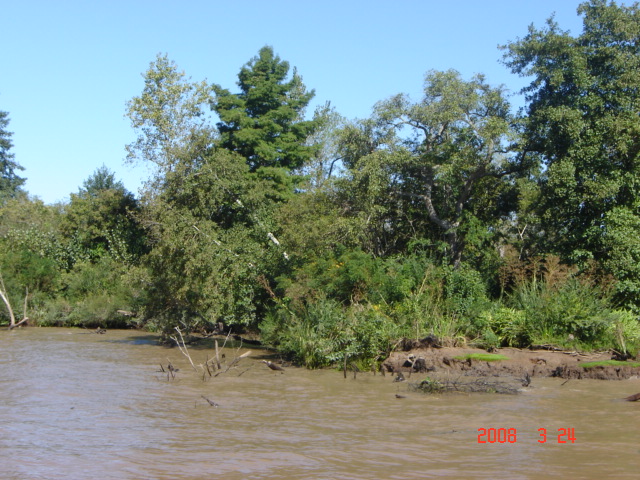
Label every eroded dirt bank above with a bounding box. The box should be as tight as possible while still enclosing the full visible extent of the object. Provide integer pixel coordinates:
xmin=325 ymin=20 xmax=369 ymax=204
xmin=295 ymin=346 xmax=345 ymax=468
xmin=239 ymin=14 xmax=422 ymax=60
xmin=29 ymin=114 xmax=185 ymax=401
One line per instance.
xmin=383 ymin=340 xmax=640 ymax=381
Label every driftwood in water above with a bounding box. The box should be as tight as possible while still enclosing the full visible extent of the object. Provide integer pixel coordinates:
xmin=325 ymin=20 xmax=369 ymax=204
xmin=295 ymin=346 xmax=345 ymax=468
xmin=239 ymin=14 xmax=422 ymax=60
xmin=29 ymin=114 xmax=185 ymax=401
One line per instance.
xmin=409 ymin=376 xmax=522 ymax=395
xmin=262 ymin=360 xmax=285 ymax=373
xmin=201 ymin=395 xmax=220 ymax=407
xmin=214 ymin=351 xmax=251 ymax=377
xmin=158 ymin=361 xmax=179 ymax=380
xmin=214 ymin=340 xmax=221 ymax=369
xmin=164 ymin=327 xmax=252 ymax=382
xmin=624 ymin=392 xmax=640 ymax=402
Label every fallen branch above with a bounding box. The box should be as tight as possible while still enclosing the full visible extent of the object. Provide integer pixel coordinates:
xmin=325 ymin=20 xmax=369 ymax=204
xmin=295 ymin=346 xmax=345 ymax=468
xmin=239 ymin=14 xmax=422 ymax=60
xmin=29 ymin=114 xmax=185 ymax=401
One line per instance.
xmin=215 ymin=351 xmax=251 ymax=377
xmin=201 ymin=395 xmax=220 ymax=407
xmin=170 ymin=327 xmax=197 ymax=371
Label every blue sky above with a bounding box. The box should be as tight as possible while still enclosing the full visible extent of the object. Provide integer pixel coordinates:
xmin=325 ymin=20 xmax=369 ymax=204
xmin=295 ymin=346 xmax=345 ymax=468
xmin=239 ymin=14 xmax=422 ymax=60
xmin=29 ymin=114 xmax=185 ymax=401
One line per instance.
xmin=3 ymin=0 xmax=588 ymax=204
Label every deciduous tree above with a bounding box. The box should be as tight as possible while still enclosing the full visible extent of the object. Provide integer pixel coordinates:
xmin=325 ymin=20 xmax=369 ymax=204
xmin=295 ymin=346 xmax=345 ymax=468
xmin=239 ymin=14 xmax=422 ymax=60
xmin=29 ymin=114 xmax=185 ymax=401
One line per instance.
xmin=503 ymin=0 xmax=640 ymax=307
xmin=339 ymin=70 xmax=520 ymax=265
xmin=125 ymin=54 xmax=213 ymax=176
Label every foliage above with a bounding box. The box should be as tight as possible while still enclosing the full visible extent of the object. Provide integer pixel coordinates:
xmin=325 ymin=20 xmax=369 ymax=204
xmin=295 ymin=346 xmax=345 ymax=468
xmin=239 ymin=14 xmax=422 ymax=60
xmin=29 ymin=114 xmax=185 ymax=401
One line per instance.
xmin=601 ymin=207 xmax=640 ymax=311
xmin=123 ymin=48 xmax=322 ymax=334
xmin=38 ymin=257 xmax=138 ymax=328
xmin=453 ymin=353 xmax=509 ymax=362
xmin=337 ymin=70 xmax=522 ymax=264
xmin=580 ymin=359 xmax=640 ymax=369
xmin=260 ymin=298 xmax=401 ymax=369
xmin=125 ymin=54 xmax=213 ymax=175
xmin=298 ymin=102 xmax=346 ymax=189
xmin=9 ymin=29 xmax=640 ymax=367
xmin=136 ymin=144 xmax=293 ymax=334
xmin=468 ymin=307 xmax=531 ymax=349
xmin=607 ymin=309 xmax=640 ymax=356
xmin=0 ymin=110 xmax=26 ymax=203
xmin=212 ymin=46 xmax=320 ymax=173
xmin=507 ymin=276 xmax=617 ymax=348
xmin=502 ymin=0 xmax=640 ymax=274
xmin=61 ymin=166 xmax=146 ymax=264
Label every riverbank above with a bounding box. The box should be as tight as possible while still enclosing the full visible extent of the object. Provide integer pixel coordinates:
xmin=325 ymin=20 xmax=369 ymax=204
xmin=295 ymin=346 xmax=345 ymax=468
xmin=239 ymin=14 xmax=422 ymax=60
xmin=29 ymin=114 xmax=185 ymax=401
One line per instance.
xmin=383 ymin=341 xmax=640 ymax=381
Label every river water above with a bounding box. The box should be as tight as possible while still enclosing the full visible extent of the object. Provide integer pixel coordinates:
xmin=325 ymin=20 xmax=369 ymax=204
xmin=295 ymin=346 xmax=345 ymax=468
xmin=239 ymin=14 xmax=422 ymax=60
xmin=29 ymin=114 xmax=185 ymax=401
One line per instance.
xmin=1 ymin=328 xmax=639 ymax=479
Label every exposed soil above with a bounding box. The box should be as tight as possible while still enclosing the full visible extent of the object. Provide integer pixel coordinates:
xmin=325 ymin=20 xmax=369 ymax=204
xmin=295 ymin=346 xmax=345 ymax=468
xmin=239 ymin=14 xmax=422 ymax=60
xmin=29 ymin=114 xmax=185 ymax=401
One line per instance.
xmin=383 ymin=338 xmax=640 ymax=382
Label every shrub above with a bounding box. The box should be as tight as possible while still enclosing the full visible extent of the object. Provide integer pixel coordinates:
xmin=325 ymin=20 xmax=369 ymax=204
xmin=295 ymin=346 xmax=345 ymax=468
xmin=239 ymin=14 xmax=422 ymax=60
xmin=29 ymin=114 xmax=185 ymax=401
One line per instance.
xmin=442 ymin=264 xmax=489 ymax=318
xmin=607 ymin=310 xmax=640 ymax=357
xmin=469 ymin=307 xmax=530 ymax=348
xmin=260 ymin=298 xmax=400 ymax=369
xmin=36 ymin=257 xmax=137 ymax=328
xmin=508 ymin=277 xmax=617 ymax=348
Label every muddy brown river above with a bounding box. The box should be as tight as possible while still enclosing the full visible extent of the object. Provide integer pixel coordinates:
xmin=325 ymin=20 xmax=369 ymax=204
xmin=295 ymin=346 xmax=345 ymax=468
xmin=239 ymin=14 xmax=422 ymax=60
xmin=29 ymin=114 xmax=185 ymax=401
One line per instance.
xmin=2 ymin=328 xmax=640 ymax=479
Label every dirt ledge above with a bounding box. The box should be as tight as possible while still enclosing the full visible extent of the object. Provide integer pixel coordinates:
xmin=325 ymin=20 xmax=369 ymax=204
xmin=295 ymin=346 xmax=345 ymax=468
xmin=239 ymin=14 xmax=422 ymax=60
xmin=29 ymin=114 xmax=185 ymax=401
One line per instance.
xmin=383 ymin=344 xmax=640 ymax=381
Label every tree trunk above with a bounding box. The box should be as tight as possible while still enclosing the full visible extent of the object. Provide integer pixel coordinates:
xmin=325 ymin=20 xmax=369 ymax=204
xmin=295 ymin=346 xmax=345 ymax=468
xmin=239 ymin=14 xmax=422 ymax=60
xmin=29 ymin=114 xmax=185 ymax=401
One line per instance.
xmin=446 ymin=230 xmax=464 ymax=269
xmin=0 ymin=274 xmax=29 ymax=329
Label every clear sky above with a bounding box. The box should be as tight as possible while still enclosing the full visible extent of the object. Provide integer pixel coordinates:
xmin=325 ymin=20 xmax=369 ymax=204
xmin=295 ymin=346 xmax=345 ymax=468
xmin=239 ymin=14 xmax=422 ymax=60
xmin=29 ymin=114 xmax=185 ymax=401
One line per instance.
xmin=3 ymin=0 xmax=589 ymax=204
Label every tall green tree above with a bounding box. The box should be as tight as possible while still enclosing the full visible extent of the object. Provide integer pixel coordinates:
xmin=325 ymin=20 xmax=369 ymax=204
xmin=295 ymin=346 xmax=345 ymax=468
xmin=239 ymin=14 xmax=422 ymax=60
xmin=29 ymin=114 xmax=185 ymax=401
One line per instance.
xmin=503 ymin=0 xmax=640 ymax=307
xmin=125 ymin=50 xmax=307 ymax=333
xmin=0 ymin=110 xmax=26 ymax=202
xmin=338 ymin=70 xmax=520 ymax=265
xmin=212 ymin=46 xmax=320 ymax=173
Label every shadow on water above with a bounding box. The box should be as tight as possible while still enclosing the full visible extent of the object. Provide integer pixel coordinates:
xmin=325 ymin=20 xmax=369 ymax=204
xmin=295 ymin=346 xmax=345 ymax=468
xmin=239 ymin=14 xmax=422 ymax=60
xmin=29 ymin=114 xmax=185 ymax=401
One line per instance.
xmin=102 ymin=331 xmax=267 ymax=351
xmin=103 ymin=333 xmax=160 ymax=345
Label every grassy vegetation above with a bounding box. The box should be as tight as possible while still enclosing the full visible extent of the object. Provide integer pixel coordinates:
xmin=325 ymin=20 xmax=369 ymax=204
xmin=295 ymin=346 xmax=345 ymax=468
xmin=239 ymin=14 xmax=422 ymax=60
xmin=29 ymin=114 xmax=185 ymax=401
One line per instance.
xmin=580 ymin=360 xmax=640 ymax=369
xmin=454 ymin=353 xmax=509 ymax=362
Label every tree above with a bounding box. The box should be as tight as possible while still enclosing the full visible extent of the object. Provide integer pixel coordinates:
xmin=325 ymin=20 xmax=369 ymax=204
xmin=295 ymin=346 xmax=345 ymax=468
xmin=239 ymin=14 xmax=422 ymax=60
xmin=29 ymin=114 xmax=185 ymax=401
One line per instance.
xmin=212 ymin=46 xmax=320 ymax=173
xmin=0 ymin=110 xmax=25 ymax=202
xmin=297 ymin=102 xmax=346 ymax=190
xmin=125 ymin=51 xmax=307 ymax=333
xmin=80 ymin=164 xmax=127 ymax=196
xmin=338 ymin=70 xmax=520 ymax=265
xmin=139 ymin=149 xmax=270 ymax=331
xmin=125 ymin=54 xmax=213 ymax=176
xmin=61 ymin=167 xmax=146 ymax=264
xmin=502 ymin=0 xmax=640 ymax=307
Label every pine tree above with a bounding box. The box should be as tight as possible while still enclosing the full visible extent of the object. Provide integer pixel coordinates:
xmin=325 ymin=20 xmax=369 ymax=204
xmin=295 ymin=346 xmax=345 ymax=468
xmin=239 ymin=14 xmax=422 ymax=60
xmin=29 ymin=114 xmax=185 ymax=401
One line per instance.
xmin=212 ymin=46 xmax=320 ymax=172
xmin=0 ymin=110 xmax=25 ymax=201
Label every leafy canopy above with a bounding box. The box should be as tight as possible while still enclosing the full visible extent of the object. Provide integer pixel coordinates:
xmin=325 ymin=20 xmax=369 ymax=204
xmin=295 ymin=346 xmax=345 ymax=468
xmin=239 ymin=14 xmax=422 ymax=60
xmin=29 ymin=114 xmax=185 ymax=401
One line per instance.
xmin=337 ymin=70 xmax=520 ymax=264
xmin=502 ymin=0 xmax=640 ymax=263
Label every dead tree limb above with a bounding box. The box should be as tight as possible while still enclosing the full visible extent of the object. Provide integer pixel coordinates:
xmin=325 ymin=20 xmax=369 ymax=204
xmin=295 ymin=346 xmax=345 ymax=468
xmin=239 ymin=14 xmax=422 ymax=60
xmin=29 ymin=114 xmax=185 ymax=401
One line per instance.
xmin=215 ymin=339 xmax=221 ymax=369
xmin=0 ymin=273 xmax=29 ymax=330
xmin=170 ymin=327 xmax=197 ymax=371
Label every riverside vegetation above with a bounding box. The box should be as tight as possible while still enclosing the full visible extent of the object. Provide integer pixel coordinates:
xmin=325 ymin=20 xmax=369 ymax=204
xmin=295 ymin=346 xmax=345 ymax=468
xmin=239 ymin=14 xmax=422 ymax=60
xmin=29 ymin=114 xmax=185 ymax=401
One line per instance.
xmin=3 ymin=1 xmax=640 ymax=369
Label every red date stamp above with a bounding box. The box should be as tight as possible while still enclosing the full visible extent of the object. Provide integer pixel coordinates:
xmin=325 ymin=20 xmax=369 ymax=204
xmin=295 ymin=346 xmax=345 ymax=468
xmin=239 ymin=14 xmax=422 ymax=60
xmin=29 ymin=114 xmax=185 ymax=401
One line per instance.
xmin=477 ymin=427 xmax=576 ymax=444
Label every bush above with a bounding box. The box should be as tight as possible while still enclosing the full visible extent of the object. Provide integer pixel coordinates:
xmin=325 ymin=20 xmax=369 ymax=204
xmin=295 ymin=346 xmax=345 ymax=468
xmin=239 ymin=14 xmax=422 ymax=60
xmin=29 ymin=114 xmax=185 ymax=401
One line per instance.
xmin=279 ymin=248 xmax=429 ymax=309
xmin=607 ymin=310 xmax=640 ymax=357
xmin=468 ymin=307 xmax=530 ymax=348
xmin=38 ymin=257 xmax=137 ymax=328
xmin=260 ymin=298 xmax=400 ymax=369
xmin=508 ymin=277 xmax=618 ymax=348
xmin=443 ymin=264 xmax=489 ymax=318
